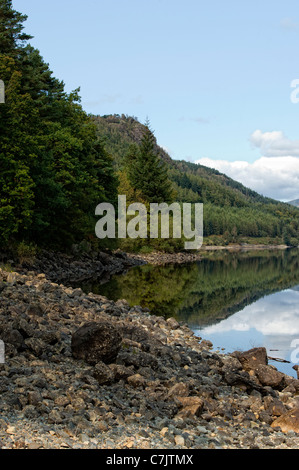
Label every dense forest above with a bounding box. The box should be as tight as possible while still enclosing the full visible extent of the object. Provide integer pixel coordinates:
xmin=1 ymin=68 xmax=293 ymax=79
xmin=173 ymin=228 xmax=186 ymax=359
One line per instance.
xmin=0 ymin=1 xmax=298 ymax=258
xmin=94 ymin=114 xmax=299 ymax=249
xmin=0 ymin=0 xmax=117 ymax=256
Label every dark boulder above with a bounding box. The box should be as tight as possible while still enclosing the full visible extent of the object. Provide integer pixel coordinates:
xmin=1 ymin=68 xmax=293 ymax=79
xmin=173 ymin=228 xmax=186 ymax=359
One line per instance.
xmin=255 ymin=364 xmax=286 ymax=389
xmin=71 ymin=321 xmax=122 ymax=365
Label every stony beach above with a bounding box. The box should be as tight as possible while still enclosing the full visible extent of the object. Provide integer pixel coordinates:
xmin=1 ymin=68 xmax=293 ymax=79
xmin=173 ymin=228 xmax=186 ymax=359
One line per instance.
xmin=1 ymin=254 xmax=299 ymax=450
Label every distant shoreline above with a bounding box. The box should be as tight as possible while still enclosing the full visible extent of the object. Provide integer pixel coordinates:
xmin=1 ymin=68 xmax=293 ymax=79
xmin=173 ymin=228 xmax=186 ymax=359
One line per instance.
xmin=128 ymin=243 xmax=291 ymax=265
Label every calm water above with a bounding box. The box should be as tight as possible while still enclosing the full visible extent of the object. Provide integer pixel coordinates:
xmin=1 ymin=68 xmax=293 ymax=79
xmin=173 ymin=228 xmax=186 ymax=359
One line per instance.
xmin=81 ymin=248 xmax=299 ymax=377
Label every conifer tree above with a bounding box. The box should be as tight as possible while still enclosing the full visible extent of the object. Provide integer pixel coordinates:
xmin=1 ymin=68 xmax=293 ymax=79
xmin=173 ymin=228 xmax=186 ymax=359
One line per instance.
xmin=0 ymin=0 xmax=118 ymax=249
xmin=127 ymin=121 xmax=173 ymax=204
xmin=0 ymin=0 xmax=32 ymax=56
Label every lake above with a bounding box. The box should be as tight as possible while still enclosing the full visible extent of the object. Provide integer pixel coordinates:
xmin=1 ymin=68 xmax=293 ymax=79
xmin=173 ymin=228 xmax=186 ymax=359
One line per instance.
xmin=80 ymin=248 xmax=299 ymax=378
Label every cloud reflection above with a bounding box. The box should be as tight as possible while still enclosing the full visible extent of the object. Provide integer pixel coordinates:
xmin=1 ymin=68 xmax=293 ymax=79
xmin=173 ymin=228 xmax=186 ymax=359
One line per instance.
xmin=195 ymin=288 xmax=299 ymax=374
xmin=201 ymin=289 xmax=299 ymax=337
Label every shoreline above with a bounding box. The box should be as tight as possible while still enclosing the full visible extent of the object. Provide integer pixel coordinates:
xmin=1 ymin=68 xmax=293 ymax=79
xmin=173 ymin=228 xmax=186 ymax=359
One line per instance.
xmin=1 ymin=266 xmax=299 ymax=449
xmin=128 ymin=244 xmax=290 ymax=265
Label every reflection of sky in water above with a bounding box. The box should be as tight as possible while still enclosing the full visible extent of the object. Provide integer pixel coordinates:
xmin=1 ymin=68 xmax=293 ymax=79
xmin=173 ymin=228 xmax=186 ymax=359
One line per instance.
xmin=194 ymin=288 xmax=299 ymax=378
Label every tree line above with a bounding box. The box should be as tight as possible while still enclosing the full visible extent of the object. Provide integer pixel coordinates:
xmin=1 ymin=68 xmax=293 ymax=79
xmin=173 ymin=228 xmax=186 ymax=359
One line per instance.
xmin=0 ymin=1 xmax=298 ymax=257
xmin=0 ymin=0 xmax=117 ymax=255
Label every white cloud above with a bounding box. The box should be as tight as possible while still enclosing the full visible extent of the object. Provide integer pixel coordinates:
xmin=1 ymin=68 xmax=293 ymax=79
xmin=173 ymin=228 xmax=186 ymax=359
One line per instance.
xmin=195 ymin=130 xmax=299 ymax=201
xmin=250 ymin=129 xmax=299 ymax=157
xmin=202 ymin=290 xmax=299 ymax=337
xmin=196 ymin=155 xmax=299 ymax=201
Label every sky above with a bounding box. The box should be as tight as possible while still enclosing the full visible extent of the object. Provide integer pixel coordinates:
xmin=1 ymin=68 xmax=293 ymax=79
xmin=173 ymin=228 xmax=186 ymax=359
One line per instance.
xmin=13 ymin=0 xmax=299 ymax=202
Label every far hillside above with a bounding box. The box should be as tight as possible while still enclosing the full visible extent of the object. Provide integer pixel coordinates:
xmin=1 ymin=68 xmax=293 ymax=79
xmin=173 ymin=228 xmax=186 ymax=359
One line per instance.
xmin=93 ymin=114 xmax=299 ymax=248
xmin=289 ymin=199 xmax=299 ymax=208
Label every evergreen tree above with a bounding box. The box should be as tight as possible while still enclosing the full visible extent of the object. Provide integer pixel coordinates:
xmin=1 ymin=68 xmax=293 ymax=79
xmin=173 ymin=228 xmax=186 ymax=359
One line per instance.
xmin=0 ymin=1 xmax=118 ymax=249
xmin=0 ymin=0 xmax=32 ymax=56
xmin=127 ymin=121 xmax=173 ymax=203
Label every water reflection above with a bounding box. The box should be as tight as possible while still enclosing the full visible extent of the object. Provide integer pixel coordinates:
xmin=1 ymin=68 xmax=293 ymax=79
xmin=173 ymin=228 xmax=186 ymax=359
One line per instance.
xmin=195 ymin=288 xmax=299 ymax=377
xmin=80 ymin=248 xmax=299 ymax=377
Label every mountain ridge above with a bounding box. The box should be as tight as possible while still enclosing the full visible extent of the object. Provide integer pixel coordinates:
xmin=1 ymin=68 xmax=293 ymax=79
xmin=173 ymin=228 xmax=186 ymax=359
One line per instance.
xmin=93 ymin=114 xmax=299 ymax=247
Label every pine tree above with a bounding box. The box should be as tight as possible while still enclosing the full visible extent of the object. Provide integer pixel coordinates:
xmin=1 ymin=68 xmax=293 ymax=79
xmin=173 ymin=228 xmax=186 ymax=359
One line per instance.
xmin=0 ymin=1 xmax=118 ymax=249
xmin=0 ymin=0 xmax=32 ymax=56
xmin=127 ymin=121 xmax=173 ymax=204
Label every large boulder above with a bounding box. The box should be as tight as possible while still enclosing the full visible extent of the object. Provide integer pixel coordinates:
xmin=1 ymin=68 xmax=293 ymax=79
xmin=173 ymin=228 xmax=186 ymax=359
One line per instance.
xmin=233 ymin=347 xmax=268 ymax=372
xmin=255 ymin=364 xmax=285 ymax=389
xmin=271 ymin=408 xmax=299 ymax=433
xmin=71 ymin=321 xmax=122 ymax=365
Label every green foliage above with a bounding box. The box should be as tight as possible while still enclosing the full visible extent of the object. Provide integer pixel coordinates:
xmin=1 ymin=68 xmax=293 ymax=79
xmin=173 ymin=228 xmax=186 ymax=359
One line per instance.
xmin=0 ymin=1 xmax=118 ymax=250
xmin=16 ymin=241 xmax=37 ymax=265
xmin=114 ymin=121 xmax=178 ymax=252
xmin=125 ymin=122 xmax=173 ymax=204
xmin=1 ymin=2 xmax=298 ymax=254
xmin=94 ymin=114 xmax=299 ymax=249
xmin=86 ymin=248 xmax=299 ymax=322
xmin=0 ymin=0 xmax=32 ymax=56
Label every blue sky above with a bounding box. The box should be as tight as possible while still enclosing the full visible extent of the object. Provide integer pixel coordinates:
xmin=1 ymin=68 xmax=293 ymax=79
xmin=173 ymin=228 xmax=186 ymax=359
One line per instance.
xmin=13 ymin=0 xmax=299 ymax=201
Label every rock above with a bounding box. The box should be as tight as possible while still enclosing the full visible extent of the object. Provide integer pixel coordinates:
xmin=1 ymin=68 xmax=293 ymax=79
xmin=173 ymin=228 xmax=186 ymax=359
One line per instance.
xmin=54 ymin=395 xmax=70 ymax=407
xmin=25 ymin=338 xmax=47 ymax=356
xmin=167 ymin=382 xmax=189 ymax=399
xmin=118 ymin=323 xmax=164 ymax=354
xmin=166 ymin=318 xmax=180 ymax=330
xmin=223 ymin=369 xmax=264 ymax=393
xmin=71 ymin=321 xmax=122 ymax=365
xmin=292 ymin=365 xmax=299 ymax=379
xmin=108 ymin=363 xmax=134 ymax=381
xmin=221 ymin=355 xmax=243 ymax=373
xmin=255 ymin=365 xmax=285 ymax=389
xmin=28 ymin=391 xmax=42 ymax=406
xmin=6 ymin=426 xmax=15 ymax=435
xmin=233 ymin=347 xmax=268 ymax=372
xmin=160 ymin=427 xmax=169 ymax=437
xmin=263 ymin=396 xmax=287 ymax=417
xmin=127 ymin=374 xmax=147 ymax=388
xmin=1 ymin=329 xmax=24 ymax=350
xmin=48 ymin=409 xmax=63 ymax=424
xmin=93 ymin=361 xmax=115 ymax=385
xmin=23 ymin=405 xmax=39 ymax=419
xmin=174 ymin=435 xmax=185 ymax=446
xmin=175 ymin=396 xmax=204 ymax=418
xmin=271 ymin=409 xmax=299 ymax=433
xmin=117 ymin=348 xmax=158 ymax=369
xmin=200 ymin=339 xmax=213 ymax=349
xmin=26 ymin=303 xmax=45 ymax=317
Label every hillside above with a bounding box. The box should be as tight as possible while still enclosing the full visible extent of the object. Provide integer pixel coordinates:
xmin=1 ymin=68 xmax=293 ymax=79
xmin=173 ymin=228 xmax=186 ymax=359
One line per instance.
xmin=93 ymin=114 xmax=299 ymax=247
xmin=289 ymin=199 xmax=299 ymax=208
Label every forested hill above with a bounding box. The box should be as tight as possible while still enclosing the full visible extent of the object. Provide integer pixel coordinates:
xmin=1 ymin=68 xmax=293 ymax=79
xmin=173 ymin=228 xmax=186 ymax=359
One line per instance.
xmin=1 ymin=0 xmax=298 ymax=255
xmin=94 ymin=114 xmax=299 ymax=247
xmin=93 ymin=114 xmax=285 ymax=206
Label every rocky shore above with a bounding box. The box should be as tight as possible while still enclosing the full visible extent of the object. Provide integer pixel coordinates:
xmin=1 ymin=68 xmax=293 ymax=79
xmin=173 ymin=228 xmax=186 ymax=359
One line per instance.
xmin=1 ymin=267 xmax=299 ymax=449
xmin=3 ymin=248 xmax=145 ymax=285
